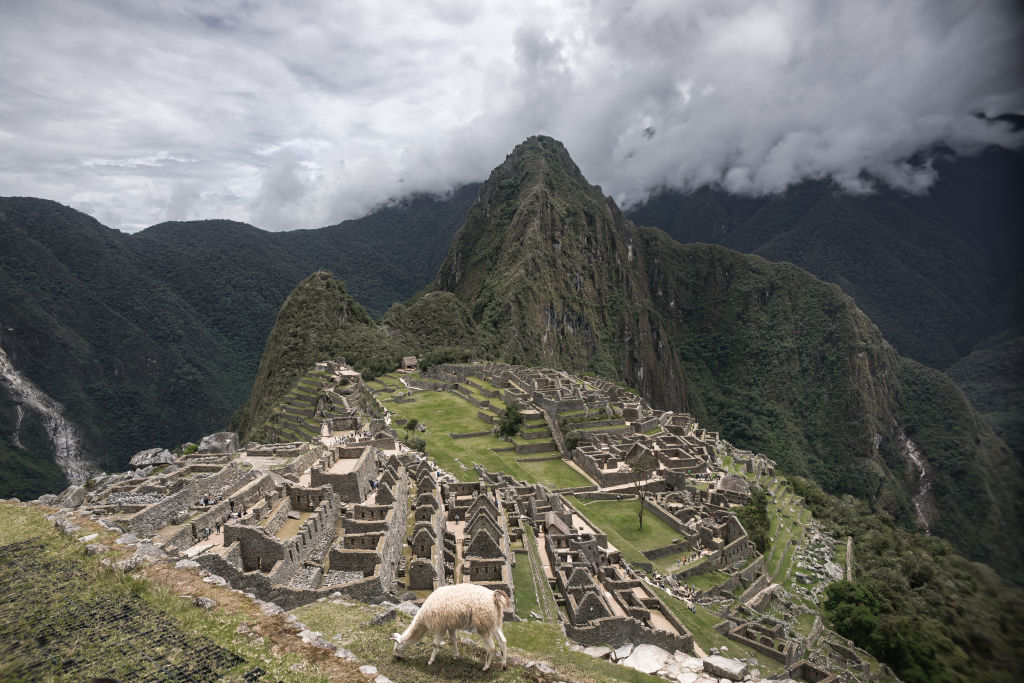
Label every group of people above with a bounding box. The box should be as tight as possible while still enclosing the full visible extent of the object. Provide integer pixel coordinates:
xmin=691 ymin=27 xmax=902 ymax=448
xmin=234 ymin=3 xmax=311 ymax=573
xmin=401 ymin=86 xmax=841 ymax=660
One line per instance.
xmin=195 ymin=498 xmax=241 ymax=539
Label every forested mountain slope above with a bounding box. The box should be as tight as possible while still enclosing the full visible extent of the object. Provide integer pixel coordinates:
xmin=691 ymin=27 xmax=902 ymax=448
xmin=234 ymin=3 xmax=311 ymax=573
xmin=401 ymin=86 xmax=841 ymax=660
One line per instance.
xmin=0 ymin=187 xmax=477 ymax=497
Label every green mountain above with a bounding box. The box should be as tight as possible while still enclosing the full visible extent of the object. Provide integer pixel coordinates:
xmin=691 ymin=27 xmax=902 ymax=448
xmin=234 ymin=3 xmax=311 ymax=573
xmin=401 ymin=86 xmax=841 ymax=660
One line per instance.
xmin=229 ymin=271 xmax=401 ymax=441
xmin=0 ymin=198 xmax=240 ymax=496
xmin=624 ymin=146 xmax=1024 ymax=371
xmin=430 ymin=136 xmax=1023 ymax=577
xmin=0 ymin=187 xmax=477 ymax=498
xmin=947 ymin=329 xmax=1024 ymax=459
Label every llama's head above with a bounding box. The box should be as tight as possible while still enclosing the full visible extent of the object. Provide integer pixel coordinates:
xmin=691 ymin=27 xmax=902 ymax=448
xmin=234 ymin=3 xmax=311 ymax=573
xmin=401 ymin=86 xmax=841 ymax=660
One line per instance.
xmin=391 ymin=632 xmax=408 ymax=657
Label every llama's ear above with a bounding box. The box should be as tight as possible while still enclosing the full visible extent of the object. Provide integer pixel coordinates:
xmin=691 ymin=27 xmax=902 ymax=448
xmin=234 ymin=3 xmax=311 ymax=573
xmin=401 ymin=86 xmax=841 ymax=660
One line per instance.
xmin=391 ymin=633 xmax=401 ymax=642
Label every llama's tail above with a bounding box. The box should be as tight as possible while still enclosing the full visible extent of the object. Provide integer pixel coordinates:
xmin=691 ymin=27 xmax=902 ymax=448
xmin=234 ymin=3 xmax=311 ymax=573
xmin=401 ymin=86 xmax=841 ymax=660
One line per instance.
xmin=493 ymin=589 xmax=511 ymax=611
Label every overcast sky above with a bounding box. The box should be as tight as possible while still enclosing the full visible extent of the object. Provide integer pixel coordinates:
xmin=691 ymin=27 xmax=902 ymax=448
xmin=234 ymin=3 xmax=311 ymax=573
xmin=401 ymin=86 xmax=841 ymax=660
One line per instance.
xmin=1 ymin=0 xmax=1021 ymax=232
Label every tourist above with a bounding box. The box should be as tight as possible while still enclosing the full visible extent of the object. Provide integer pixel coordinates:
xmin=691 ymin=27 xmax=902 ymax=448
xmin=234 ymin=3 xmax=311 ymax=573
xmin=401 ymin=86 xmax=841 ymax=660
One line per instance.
xmin=229 ymin=499 xmax=235 ymax=512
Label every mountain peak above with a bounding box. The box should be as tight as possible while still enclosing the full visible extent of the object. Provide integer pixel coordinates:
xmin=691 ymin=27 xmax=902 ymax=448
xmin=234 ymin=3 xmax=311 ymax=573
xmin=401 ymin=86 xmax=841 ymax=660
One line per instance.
xmin=498 ymin=135 xmax=584 ymax=182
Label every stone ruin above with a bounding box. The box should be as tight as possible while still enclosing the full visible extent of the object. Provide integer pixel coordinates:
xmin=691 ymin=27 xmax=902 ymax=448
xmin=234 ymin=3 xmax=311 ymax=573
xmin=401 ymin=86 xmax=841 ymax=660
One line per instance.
xmin=40 ymin=358 xmax=871 ymax=682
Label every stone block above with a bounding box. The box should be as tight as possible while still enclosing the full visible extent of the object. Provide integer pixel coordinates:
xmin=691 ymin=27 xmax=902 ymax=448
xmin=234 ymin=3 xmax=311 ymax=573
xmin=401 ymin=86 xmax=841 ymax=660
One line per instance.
xmin=703 ymin=655 xmax=748 ymax=681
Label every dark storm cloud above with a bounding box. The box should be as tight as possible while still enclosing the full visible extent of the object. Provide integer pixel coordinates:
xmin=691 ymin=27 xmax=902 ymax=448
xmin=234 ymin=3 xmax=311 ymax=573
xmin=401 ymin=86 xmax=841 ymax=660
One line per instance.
xmin=0 ymin=0 xmax=1020 ymax=231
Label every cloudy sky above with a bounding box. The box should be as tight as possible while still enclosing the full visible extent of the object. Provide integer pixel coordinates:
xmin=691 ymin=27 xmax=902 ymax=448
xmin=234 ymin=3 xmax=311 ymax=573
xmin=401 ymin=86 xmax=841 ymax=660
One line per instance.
xmin=1 ymin=0 xmax=1021 ymax=232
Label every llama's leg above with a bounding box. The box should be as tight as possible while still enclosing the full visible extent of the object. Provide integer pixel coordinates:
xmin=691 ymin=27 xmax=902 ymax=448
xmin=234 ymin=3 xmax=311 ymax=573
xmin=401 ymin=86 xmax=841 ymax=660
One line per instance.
xmin=428 ymin=632 xmax=443 ymax=665
xmin=481 ymin=631 xmax=495 ymax=671
xmin=449 ymin=629 xmax=459 ymax=659
xmin=496 ymin=626 xmax=508 ymax=669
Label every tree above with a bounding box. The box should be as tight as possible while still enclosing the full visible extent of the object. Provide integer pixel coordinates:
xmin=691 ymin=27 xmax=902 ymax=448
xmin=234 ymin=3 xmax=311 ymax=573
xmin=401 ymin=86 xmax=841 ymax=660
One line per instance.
xmin=405 ymin=418 xmax=419 ymax=432
xmin=736 ymin=486 xmax=770 ymax=553
xmin=497 ymin=404 xmax=523 ymax=439
xmin=626 ymin=448 xmax=658 ymax=530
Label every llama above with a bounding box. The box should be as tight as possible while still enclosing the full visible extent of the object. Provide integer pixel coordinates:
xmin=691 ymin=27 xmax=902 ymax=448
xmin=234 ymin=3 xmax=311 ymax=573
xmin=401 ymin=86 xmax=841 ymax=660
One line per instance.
xmin=391 ymin=583 xmax=511 ymax=670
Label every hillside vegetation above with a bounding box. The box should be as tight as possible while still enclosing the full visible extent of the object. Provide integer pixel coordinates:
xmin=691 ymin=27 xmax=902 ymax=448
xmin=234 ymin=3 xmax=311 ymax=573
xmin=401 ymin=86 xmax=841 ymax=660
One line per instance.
xmin=0 ymin=187 xmax=476 ymax=496
xmin=230 ymin=271 xmax=402 ymax=441
xmin=624 ymin=146 xmax=1024 ymax=371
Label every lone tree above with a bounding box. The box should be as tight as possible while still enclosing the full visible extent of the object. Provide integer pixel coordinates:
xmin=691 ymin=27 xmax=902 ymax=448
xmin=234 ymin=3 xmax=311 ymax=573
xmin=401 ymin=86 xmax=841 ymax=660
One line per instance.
xmin=626 ymin=448 xmax=658 ymax=530
xmin=497 ymin=404 xmax=524 ymax=439
xmin=405 ymin=418 xmax=419 ymax=432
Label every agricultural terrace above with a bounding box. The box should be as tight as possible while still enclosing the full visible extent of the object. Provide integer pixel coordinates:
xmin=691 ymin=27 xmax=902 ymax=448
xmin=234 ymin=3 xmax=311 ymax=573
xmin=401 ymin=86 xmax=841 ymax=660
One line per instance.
xmin=372 ymin=374 xmax=591 ymax=489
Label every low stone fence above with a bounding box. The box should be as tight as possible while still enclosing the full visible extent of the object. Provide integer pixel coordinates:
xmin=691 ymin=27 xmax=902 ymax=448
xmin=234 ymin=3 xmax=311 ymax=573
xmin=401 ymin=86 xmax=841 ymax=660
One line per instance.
xmin=449 ymin=431 xmax=492 ymax=440
xmin=552 ymin=485 xmax=599 ymax=495
xmin=514 ymin=440 xmax=559 ymax=455
xmin=515 ymin=454 xmax=563 ymax=463
xmin=642 ymin=542 xmax=687 ymax=561
xmin=641 ymin=497 xmax=689 ymax=534
xmin=405 ymin=378 xmax=453 ymax=391
xmin=575 ymin=490 xmax=635 ymax=501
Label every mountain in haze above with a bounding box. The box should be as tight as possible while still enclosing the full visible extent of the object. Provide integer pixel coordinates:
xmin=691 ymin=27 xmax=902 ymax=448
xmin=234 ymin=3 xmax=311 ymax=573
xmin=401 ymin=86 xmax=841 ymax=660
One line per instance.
xmin=0 ymin=187 xmax=477 ymax=498
xmin=624 ymin=146 xmax=1024 ymax=371
xmin=427 ymin=136 xmax=1022 ymax=577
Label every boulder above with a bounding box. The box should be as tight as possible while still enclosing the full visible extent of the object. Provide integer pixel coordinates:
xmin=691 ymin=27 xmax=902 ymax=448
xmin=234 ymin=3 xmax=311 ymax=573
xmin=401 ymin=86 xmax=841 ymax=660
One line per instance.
xmin=55 ymin=485 xmax=86 ymax=509
xmin=334 ymin=647 xmax=359 ymax=662
xmin=54 ymin=518 xmax=82 ymax=535
xmin=612 ymin=643 xmax=635 ymax=661
xmin=370 ymin=608 xmax=397 ymax=625
xmin=194 ymin=596 xmax=217 ymax=610
xmin=703 ymin=655 xmax=748 ymax=681
xmin=197 ymin=432 xmax=239 ymax=454
xmin=114 ymin=555 xmax=146 ymax=572
xmin=129 ymin=448 xmax=176 ymax=467
xmin=621 ymin=644 xmax=672 ymax=674
xmin=396 ymin=600 xmax=420 ymax=617
xmin=85 ymin=543 xmax=109 ymax=555
xmin=583 ymin=645 xmax=612 ymax=658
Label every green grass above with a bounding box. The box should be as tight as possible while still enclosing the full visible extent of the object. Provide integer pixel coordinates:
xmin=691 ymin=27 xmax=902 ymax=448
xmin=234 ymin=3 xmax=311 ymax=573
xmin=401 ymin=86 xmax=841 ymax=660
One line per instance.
xmin=517 ymin=457 xmax=590 ymax=489
xmin=566 ymin=496 xmax=682 ymax=565
xmin=521 ymin=526 xmax=558 ymax=622
xmin=0 ymin=503 xmax=336 ymax=682
xmin=511 ymin=556 xmax=539 ymax=619
xmin=384 ymin=390 xmax=588 ymax=487
xmin=684 ymin=570 xmax=731 ymax=592
xmin=293 ymin=601 xmax=661 ymax=682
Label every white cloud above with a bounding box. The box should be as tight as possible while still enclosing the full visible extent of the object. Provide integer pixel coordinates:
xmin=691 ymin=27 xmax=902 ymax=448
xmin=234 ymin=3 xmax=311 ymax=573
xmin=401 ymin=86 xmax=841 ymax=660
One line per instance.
xmin=0 ymin=0 xmax=1020 ymax=231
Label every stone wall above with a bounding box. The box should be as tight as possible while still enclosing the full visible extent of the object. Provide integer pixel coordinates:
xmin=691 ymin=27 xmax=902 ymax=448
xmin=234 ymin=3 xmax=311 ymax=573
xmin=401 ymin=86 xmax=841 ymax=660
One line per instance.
xmin=725 ymin=624 xmax=790 ymax=664
xmin=195 ymin=550 xmax=386 ymax=611
xmin=450 ymin=430 xmax=492 ymax=439
xmin=128 ymin=465 xmax=256 ymax=537
xmin=311 ymin=447 xmax=377 ymax=502
xmin=738 ymin=572 xmax=770 ymax=604
xmin=514 ymin=440 xmax=559 ymax=455
xmin=329 ymin=463 xmax=409 ymax=595
xmin=273 ymin=446 xmax=322 ymax=481
xmin=738 ymin=555 xmax=765 ymax=583
xmin=565 ymin=615 xmax=693 ymax=653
